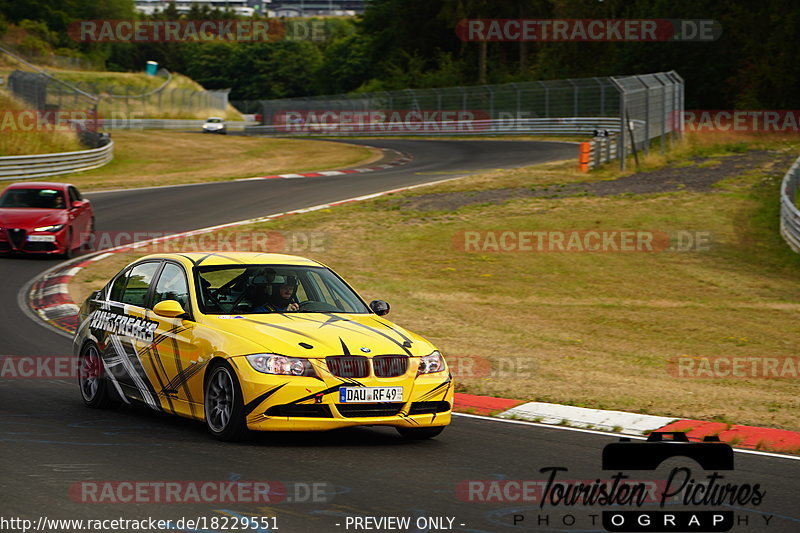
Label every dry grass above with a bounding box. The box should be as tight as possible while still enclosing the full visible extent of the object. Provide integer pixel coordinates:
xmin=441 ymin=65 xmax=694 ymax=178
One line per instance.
xmin=0 ymin=92 xmax=83 ymax=156
xmin=70 ymin=131 xmax=800 ymax=429
xmin=7 ymin=131 xmax=380 ymax=191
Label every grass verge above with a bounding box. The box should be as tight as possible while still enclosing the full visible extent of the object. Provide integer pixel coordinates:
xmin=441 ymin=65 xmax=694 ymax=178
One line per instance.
xmin=70 ymin=132 xmax=800 ymax=430
xmin=4 ymin=131 xmax=381 ymax=191
xmin=0 ymin=91 xmax=83 ymax=156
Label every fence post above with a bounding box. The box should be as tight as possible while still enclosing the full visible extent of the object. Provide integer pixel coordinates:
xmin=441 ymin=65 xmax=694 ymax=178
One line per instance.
xmin=636 ymin=75 xmax=650 ymax=156
xmin=609 ymin=77 xmax=626 ymax=171
xmin=568 ymin=78 xmax=578 ymax=116
xmin=511 ymin=82 xmax=520 ymax=119
xmin=538 ymin=81 xmax=549 ymax=118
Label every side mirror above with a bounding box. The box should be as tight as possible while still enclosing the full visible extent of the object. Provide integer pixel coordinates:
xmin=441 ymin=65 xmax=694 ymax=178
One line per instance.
xmin=369 ymin=300 xmax=390 ymax=316
xmin=153 ymin=299 xmax=189 ymax=319
xmin=71 ymin=200 xmax=82 ymax=209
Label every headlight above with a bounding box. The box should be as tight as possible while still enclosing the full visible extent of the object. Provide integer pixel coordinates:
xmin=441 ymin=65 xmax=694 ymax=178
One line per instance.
xmin=418 ymin=350 xmax=445 ymax=375
xmin=245 ymin=354 xmax=317 ymax=377
xmin=34 ymin=224 xmax=64 ymax=232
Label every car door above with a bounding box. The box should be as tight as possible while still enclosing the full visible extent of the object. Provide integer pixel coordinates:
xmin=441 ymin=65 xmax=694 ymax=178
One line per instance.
xmin=101 ymin=260 xmax=163 ymax=411
xmin=67 ymin=186 xmax=90 ymax=245
xmin=143 ymin=261 xmax=205 ymax=419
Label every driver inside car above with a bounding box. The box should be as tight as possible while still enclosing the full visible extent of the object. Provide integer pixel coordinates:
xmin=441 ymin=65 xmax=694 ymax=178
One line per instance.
xmin=254 ymin=277 xmax=300 ymax=313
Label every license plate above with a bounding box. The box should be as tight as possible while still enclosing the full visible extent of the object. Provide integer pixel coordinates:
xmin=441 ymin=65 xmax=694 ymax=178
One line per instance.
xmin=27 ymin=235 xmax=56 ymax=242
xmin=339 ymin=387 xmax=403 ymax=403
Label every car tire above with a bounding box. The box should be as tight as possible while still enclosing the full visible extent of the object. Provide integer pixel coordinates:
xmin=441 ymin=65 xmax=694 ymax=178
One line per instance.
xmin=78 ymin=343 xmax=118 ymax=409
xmin=204 ymin=362 xmax=248 ymax=441
xmin=62 ymin=228 xmax=74 ymax=259
xmin=396 ymin=426 xmax=446 ymax=440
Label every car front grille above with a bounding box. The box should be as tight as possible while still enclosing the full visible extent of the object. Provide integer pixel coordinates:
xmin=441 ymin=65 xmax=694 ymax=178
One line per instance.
xmin=326 ymin=356 xmax=369 ymax=378
xmin=7 ymin=228 xmax=25 ymax=249
xmin=264 ymin=404 xmax=333 ymax=418
xmin=408 ymin=401 xmax=451 ymax=415
xmin=372 ymin=355 xmax=408 ymax=377
xmin=24 ymin=241 xmax=57 ymax=252
xmin=336 ymin=403 xmax=404 ymax=418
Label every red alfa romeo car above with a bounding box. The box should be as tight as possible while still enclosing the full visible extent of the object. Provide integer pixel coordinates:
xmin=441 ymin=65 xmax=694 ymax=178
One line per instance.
xmin=0 ymin=182 xmax=94 ymax=258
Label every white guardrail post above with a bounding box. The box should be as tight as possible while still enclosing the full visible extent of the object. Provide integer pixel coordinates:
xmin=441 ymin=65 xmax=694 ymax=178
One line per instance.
xmin=780 ymin=155 xmax=800 ymax=253
xmin=0 ymin=141 xmax=114 ymax=181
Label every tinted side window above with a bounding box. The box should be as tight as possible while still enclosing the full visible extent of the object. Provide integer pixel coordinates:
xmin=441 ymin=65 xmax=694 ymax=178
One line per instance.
xmin=153 ymin=263 xmax=190 ymax=310
xmin=69 ymin=186 xmax=83 ymax=201
xmin=119 ymin=262 xmax=161 ymax=308
xmin=109 ymin=270 xmax=130 ymax=302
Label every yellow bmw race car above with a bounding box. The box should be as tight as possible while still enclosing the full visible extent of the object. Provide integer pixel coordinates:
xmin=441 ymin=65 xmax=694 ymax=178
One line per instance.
xmin=73 ymin=252 xmax=453 ymax=441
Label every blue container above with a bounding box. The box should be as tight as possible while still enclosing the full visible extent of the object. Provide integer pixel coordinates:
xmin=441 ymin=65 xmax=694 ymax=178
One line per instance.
xmin=145 ymin=61 xmax=158 ymax=76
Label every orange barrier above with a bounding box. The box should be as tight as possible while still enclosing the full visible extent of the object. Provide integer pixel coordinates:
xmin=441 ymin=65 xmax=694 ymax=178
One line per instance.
xmin=578 ymin=141 xmax=591 ymax=172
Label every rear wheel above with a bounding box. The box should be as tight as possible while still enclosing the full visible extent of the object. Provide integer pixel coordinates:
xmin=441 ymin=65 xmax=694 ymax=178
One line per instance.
xmin=396 ymin=426 xmax=446 ymax=440
xmin=78 ymin=343 xmax=117 ymax=408
xmin=204 ymin=363 xmax=247 ymax=441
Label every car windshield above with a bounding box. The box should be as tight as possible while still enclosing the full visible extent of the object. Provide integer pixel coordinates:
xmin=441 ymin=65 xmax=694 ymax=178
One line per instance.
xmin=0 ymin=188 xmax=67 ymax=209
xmin=196 ymin=264 xmax=370 ymax=315
xmin=206 ymin=118 xmax=223 ymax=123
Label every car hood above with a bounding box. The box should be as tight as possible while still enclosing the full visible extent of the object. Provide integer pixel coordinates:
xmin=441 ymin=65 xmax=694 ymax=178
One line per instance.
xmin=201 ymin=312 xmax=436 ymax=358
xmin=0 ymin=208 xmax=66 ymax=229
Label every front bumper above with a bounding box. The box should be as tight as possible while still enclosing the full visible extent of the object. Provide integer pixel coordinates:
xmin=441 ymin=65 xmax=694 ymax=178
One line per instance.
xmin=233 ymin=359 xmax=454 ymax=432
xmin=0 ymin=228 xmax=67 ymax=254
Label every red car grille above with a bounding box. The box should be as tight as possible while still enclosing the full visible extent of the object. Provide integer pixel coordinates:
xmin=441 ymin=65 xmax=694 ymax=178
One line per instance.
xmin=7 ymin=228 xmax=25 ymax=249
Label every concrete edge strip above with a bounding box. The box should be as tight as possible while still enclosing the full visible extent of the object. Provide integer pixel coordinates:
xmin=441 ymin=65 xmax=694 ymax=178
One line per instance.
xmin=88 ymin=149 xmax=413 ymax=194
xmin=453 ymin=393 xmax=800 ymax=456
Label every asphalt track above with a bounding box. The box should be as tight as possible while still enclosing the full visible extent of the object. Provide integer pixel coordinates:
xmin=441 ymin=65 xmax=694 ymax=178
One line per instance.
xmin=0 ymin=139 xmax=797 ymax=533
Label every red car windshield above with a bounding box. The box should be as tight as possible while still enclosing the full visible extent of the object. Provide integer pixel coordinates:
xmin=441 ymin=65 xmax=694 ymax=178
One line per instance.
xmin=0 ymin=188 xmax=67 ymax=209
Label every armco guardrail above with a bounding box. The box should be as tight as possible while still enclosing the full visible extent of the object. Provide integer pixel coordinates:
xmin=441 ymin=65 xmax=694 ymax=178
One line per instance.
xmin=0 ymin=141 xmax=114 ymax=181
xmin=99 ymin=119 xmax=257 ymax=130
xmin=243 ymin=117 xmax=625 ymax=137
xmin=780 ymin=155 xmax=800 ymax=253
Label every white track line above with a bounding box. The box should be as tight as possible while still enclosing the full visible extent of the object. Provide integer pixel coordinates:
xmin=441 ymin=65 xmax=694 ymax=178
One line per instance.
xmin=453 ymin=413 xmax=800 ymax=462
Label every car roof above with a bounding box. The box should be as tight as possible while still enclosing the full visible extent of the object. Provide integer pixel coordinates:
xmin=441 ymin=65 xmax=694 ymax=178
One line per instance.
xmin=206 ymin=117 xmax=224 ymax=120
xmin=5 ymin=182 xmax=72 ymax=190
xmin=135 ymin=252 xmax=323 ymax=268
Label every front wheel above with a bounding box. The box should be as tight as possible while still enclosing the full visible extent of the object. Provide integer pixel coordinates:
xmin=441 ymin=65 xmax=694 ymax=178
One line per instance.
xmin=62 ymin=228 xmax=74 ymax=259
xmin=204 ymin=363 xmax=247 ymax=441
xmin=396 ymin=426 xmax=446 ymax=440
xmin=78 ymin=343 xmax=117 ymax=408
